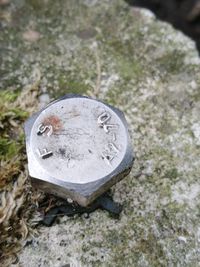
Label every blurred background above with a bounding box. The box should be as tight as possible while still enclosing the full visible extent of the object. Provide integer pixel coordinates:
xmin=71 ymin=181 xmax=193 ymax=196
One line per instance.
xmin=126 ymin=0 xmax=200 ymax=52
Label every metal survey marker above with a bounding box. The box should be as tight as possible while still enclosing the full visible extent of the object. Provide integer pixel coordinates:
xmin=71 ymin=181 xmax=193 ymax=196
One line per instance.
xmin=25 ymin=94 xmax=134 ymax=206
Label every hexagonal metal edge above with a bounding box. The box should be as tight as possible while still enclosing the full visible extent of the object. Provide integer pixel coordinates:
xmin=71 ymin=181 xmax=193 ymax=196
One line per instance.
xmin=24 ymin=94 xmax=134 ymax=206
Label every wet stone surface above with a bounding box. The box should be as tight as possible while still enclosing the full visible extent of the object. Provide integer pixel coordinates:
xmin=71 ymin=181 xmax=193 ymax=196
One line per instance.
xmin=1 ymin=0 xmax=200 ymax=266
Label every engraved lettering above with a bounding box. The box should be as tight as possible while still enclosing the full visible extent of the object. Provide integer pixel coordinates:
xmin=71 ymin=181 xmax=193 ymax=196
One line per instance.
xmin=37 ymin=123 xmax=53 ymax=137
xmin=102 ymin=142 xmax=119 ymax=165
xmin=98 ymin=112 xmax=111 ymax=125
xmin=103 ymin=124 xmax=118 ymax=133
xmin=37 ymin=148 xmax=53 ymax=159
xmin=97 ymin=112 xmax=118 ymax=134
xmin=107 ymin=142 xmax=119 ymax=153
xmin=112 ymin=133 xmax=116 ymax=141
xmin=98 ymin=110 xmax=121 ymax=165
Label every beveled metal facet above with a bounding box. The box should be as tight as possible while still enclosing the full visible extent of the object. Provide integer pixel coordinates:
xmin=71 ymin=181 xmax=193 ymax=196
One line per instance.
xmin=24 ymin=94 xmax=134 ymax=206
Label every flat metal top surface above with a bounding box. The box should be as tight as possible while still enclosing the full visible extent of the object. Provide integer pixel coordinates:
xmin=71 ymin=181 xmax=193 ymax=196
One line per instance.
xmin=30 ymin=97 xmax=128 ymax=184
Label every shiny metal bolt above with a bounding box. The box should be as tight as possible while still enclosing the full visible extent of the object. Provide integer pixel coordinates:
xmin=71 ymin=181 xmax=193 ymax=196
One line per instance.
xmin=24 ymin=94 xmax=134 ymax=206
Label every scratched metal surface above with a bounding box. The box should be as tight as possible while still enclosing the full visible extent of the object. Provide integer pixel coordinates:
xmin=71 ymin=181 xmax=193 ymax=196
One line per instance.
xmin=30 ymin=96 xmax=128 ymax=184
xmin=25 ymin=94 xmax=134 ymax=206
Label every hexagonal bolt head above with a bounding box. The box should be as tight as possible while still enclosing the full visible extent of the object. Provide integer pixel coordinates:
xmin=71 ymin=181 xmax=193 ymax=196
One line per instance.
xmin=24 ymin=94 xmax=134 ymax=206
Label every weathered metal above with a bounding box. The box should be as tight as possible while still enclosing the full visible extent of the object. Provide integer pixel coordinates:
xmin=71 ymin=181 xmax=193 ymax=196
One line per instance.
xmin=24 ymin=94 xmax=134 ymax=206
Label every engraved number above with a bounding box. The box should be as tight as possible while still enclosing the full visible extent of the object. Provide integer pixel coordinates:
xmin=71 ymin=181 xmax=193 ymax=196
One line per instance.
xmin=103 ymin=124 xmax=118 ymax=133
xmin=98 ymin=112 xmax=111 ymax=125
xmin=98 ymin=112 xmax=118 ymax=134
xmin=102 ymin=142 xmax=119 ymax=165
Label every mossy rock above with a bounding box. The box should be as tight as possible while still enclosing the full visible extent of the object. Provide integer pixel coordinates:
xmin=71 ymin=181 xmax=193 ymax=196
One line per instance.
xmin=0 ymin=0 xmax=200 ymax=266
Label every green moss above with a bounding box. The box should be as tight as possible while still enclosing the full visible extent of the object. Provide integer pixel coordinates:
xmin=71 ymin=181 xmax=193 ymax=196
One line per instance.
xmin=25 ymin=0 xmax=44 ymax=10
xmin=0 ymin=89 xmax=28 ymax=188
xmin=157 ymin=50 xmax=185 ymax=74
xmin=107 ymin=38 xmax=144 ymax=81
xmin=11 ymin=108 xmax=28 ymax=119
xmin=0 ymin=90 xmax=20 ymax=102
xmin=0 ymin=108 xmax=28 ymax=123
xmin=0 ymin=90 xmax=28 ymax=127
xmin=51 ymin=76 xmax=90 ymax=98
xmin=0 ymin=138 xmax=21 ymax=161
xmin=118 ymin=58 xmax=142 ymax=81
xmin=135 ymin=233 xmax=165 ymax=265
xmin=164 ymin=168 xmax=179 ymax=180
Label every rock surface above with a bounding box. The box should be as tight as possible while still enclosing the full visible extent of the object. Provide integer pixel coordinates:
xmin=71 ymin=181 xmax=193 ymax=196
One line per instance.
xmin=1 ymin=0 xmax=200 ymax=266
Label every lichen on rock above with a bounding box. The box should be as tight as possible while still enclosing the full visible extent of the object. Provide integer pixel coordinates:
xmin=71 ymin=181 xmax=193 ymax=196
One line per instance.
xmin=0 ymin=0 xmax=200 ymax=266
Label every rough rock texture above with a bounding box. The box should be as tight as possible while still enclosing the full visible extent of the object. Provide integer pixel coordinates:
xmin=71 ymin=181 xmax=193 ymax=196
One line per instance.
xmin=1 ymin=0 xmax=200 ymax=266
